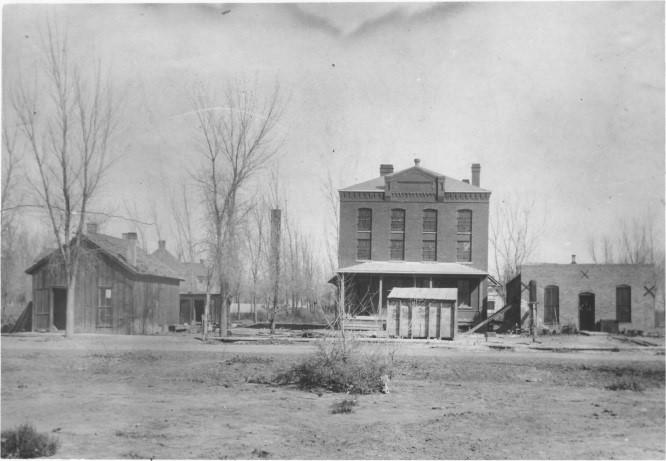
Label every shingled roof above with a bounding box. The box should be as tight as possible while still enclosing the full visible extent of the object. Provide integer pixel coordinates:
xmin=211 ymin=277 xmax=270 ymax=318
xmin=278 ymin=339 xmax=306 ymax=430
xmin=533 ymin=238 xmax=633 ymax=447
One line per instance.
xmin=25 ymin=233 xmax=183 ymax=281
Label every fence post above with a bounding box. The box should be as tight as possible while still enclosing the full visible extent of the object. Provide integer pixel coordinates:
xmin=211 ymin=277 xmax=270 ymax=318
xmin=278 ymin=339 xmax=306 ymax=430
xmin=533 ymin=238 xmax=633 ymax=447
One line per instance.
xmin=528 ymin=280 xmax=537 ymax=342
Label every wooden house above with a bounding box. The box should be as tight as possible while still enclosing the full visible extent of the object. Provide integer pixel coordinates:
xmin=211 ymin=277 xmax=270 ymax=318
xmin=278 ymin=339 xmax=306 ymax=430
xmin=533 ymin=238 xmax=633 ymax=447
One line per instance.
xmin=150 ymin=241 xmax=222 ymax=325
xmin=25 ymin=224 xmax=182 ymax=334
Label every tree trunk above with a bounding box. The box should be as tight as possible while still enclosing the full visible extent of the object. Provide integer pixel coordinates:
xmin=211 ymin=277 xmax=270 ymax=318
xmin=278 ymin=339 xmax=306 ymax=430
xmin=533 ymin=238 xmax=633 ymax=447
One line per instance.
xmin=65 ymin=274 xmax=76 ymax=337
xmin=203 ymin=291 xmax=210 ymax=341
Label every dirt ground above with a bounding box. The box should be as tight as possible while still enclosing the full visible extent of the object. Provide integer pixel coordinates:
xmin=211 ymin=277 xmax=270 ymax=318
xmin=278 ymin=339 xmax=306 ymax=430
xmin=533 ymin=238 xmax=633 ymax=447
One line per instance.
xmin=1 ymin=333 xmax=664 ymax=459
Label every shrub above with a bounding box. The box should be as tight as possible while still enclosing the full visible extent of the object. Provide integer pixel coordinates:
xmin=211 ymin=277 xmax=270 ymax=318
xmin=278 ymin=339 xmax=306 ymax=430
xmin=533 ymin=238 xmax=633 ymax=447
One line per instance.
xmin=1 ymin=424 xmax=60 ymax=458
xmin=275 ymin=339 xmax=394 ymax=394
xmin=605 ymin=378 xmax=645 ymax=392
xmin=331 ymin=399 xmax=358 ymax=414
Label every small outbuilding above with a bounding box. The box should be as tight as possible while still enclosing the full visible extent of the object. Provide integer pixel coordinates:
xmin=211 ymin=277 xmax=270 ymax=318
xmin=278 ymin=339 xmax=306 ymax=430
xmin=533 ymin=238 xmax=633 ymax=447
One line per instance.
xmin=506 ymin=260 xmax=657 ymax=333
xmin=25 ymin=225 xmax=182 ymax=334
xmin=386 ymin=287 xmax=458 ymax=339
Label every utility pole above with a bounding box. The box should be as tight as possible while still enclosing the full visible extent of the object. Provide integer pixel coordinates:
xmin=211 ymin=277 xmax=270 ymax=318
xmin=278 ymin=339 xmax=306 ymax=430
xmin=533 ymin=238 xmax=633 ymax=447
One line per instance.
xmin=270 ymin=209 xmax=281 ymax=334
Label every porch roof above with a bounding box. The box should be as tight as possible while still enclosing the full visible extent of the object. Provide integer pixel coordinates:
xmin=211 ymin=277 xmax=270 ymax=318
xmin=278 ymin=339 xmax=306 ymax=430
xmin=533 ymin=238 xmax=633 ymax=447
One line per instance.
xmin=336 ymin=261 xmax=487 ymax=276
xmin=388 ymin=287 xmax=458 ymax=300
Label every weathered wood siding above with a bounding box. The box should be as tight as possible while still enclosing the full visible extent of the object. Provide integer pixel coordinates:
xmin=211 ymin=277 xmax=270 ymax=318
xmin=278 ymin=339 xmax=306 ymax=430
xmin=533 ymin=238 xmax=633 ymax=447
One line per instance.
xmin=29 ymin=252 xmax=179 ymax=334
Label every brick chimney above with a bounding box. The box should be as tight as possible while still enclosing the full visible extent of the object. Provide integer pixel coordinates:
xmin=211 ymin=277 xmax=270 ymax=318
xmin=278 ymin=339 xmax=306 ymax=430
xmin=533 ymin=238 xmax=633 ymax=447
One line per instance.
xmin=86 ymin=222 xmax=98 ymax=234
xmin=158 ymin=240 xmax=166 ymax=250
xmin=462 ymin=179 xmax=470 ymax=184
xmin=123 ymin=232 xmax=138 ymax=266
xmin=471 ymin=163 xmax=481 ymax=187
xmin=571 ymin=254 xmax=576 ymax=264
xmin=414 ymin=158 xmax=421 ymax=167
xmin=380 ymin=164 xmax=394 ymax=176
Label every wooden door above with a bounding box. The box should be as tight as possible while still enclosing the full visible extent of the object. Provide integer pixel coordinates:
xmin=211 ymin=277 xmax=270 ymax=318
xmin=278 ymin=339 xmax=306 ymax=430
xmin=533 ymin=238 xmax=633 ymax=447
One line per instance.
xmin=579 ymin=293 xmax=595 ymax=331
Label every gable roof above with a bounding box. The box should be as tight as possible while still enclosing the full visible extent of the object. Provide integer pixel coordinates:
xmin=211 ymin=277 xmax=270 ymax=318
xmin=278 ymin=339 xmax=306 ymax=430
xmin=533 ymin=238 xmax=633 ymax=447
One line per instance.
xmin=340 ymin=164 xmax=490 ymax=193
xmin=25 ymin=233 xmax=183 ymax=281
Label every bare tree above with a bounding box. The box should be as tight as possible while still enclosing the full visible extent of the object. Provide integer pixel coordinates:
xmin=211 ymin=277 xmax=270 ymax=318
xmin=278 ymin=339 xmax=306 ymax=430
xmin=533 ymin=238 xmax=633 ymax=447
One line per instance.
xmin=11 ymin=23 xmax=120 ymax=337
xmin=191 ymin=81 xmax=282 ymax=337
xmin=490 ymin=196 xmax=543 ymax=295
xmin=245 ymin=202 xmax=267 ymax=323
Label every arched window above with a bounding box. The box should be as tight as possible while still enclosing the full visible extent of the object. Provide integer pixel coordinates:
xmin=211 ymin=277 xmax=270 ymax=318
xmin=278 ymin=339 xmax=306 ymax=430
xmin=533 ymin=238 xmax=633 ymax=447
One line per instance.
xmin=544 ymin=285 xmax=559 ymax=325
xmin=456 ymin=210 xmax=472 ymax=262
xmin=356 ymin=208 xmax=372 ymax=260
xmin=422 ymin=209 xmax=437 ymax=261
xmin=616 ymin=285 xmax=631 ymax=323
xmin=390 ymin=209 xmax=405 ymax=260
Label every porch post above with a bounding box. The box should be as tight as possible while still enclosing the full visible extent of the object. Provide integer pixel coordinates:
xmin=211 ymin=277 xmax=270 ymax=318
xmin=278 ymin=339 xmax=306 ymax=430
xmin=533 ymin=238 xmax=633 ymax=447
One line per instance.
xmin=378 ymin=276 xmax=383 ymax=316
xmin=429 ymin=277 xmax=433 ymax=288
xmin=339 ymin=273 xmax=345 ymax=318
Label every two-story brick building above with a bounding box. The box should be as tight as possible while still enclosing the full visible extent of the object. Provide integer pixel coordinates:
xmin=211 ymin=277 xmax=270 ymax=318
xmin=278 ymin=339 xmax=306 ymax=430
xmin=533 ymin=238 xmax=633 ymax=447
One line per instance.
xmin=335 ymin=159 xmax=490 ymax=329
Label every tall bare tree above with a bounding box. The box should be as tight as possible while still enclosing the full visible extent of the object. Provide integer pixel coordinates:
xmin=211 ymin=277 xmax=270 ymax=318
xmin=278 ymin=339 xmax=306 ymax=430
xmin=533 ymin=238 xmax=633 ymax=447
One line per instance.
xmin=490 ymin=196 xmax=543 ymax=296
xmin=11 ymin=23 xmax=120 ymax=337
xmin=191 ymin=81 xmax=282 ymax=337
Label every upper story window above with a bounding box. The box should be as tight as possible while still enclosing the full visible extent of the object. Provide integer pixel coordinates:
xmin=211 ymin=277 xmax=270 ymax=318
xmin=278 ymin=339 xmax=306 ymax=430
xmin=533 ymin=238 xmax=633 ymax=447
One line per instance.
xmin=390 ymin=209 xmax=405 ymax=260
xmin=357 ymin=208 xmax=372 ymax=232
xmin=357 ymin=208 xmax=372 ymax=260
xmin=616 ymin=285 xmax=631 ymax=323
xmin=456 ymin=210 xmax=472 ymax=262
xmin=544 ymin=285 xmax=560 ymax=325
xmin=422 ymin=209 xmax=437 ymax=261
xmin=391 ymin=209 xmax=405 ymax=232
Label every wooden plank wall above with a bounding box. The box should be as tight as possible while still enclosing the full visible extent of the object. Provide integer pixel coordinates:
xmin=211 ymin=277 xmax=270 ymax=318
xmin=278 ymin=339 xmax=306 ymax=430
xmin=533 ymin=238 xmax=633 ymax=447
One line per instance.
xmin=30 ymin=253 xmax=179 ymax=335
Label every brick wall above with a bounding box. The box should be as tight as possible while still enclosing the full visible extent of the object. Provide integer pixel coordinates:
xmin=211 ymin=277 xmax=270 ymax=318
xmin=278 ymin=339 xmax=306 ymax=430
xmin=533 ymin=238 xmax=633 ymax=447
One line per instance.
xmin=514 ymin=264 xmax=656 ymax=331
xmin=338 ymin=199 xmax=489 ymax=269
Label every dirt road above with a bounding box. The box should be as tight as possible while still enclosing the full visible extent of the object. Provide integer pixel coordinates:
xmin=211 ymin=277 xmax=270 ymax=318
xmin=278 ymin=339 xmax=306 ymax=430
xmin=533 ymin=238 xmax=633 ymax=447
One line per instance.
xmin=2 ymin=333 xmax=664 ymax=459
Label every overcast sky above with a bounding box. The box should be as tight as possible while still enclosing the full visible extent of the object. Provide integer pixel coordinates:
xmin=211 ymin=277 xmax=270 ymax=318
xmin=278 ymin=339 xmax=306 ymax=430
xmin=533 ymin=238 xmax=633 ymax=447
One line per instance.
xmin=3 ymin=2 xmax=664 ymax=267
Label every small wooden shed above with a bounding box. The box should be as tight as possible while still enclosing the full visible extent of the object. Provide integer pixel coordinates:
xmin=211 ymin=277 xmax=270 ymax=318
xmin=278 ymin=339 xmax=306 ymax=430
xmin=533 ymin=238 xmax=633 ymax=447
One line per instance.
xmin=387 ymin=287 xmax=458 ymax=339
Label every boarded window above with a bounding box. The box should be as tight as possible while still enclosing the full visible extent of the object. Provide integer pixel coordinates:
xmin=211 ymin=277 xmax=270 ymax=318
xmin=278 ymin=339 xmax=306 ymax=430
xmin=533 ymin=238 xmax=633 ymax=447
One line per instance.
xmin=391 ymin=209 xmax=406 ymax=232
xmin=357 ymin=238 xmax=371 ymax=260
xmin=97 ymin=287 xmax=113 ymax=328
xmin=357 ymin=208 xmax=372 ymax=232
xmin=616 ymin=285 xmax=631 ymax=323
xmin=423 ymin=209 xmax=437 ymax=233
xmin=457 ymin=210 xmax=472 ymax=233
xmin=456 ymin=210 xmax=472 ymax=262
xmin=456 ymin=238 xmax=471 ymax=262
xmin=487 ymin=300 xmax=496 ymax=311
xmin=422 ymin=240 xmax=436 ymax=261
xmin=357 ymin=208 xmax=372 ymax=259
xmin=390 ymin=239 xmax=404 ymax=260
xmin=544 ymin=285 xmax=560 ymax=324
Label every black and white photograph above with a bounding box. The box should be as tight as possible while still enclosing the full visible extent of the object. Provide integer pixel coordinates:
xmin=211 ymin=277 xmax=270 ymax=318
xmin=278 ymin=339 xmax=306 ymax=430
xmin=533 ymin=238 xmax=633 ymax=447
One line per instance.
xmin=1 ymin=2 xmax=664 ymax=459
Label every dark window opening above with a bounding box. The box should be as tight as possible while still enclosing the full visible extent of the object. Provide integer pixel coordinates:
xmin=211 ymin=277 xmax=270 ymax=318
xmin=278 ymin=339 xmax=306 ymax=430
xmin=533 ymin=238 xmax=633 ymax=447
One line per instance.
xmin=616 ymin=285 xmax=631 ymax=323
xmin=458 ymin=280 xmax=471 ymax=307
xmin=391 ymin=209 xmax=405 ymax=232
xmin=422 ymin=240 xmax=436 ymax=261
xmin=456 ymin=210 xmax=472 ymax=262
xmin=544 ymin=285 xmax=560 ymax=324
xmin=357 ymin=208 xmax=372 ymax=232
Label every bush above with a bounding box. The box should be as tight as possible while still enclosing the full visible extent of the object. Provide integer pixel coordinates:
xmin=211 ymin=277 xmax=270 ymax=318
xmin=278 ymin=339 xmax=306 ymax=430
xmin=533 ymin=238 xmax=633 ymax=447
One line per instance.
xmin=331 ymin=399 xmax=358 ymax=414
xmin=1 ymin=424 xmax=60 ymax=458
xmin=275 ymin=339 xmax=394 ymax=394
xmin=605 ymin=378 xmax=645 ymax=392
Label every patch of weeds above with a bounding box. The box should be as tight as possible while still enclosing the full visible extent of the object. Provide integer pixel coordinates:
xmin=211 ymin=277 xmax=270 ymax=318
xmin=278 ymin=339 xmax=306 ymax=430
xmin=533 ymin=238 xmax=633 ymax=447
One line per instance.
xmin=605 ymin=378 xmax=645 ymax=391
xmin=274 ymin=339 xmax=395 ymax=394
xmin=223 ymin=355 xmax=273 ymax=365
xmin=331 ymin=398 xmax=358 ymax=414
xmin=1 ymin=423 xmax=60 ymax=458
xmin=251 ymin=448 xmax=270 ymax=458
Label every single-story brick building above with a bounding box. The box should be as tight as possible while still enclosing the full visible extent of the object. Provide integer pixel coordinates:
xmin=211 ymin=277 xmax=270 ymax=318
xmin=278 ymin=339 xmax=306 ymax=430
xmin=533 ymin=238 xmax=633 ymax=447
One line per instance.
xmin=506 ymin=259 xmax=657 ymax=333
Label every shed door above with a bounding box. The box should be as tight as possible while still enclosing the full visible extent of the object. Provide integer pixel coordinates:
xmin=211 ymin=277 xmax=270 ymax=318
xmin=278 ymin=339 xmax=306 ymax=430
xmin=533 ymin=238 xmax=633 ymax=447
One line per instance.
xmin=52 ymin=288 xmax=67 ymax=330
xmin=579 ymin=293 xmax=595 ymax=331
xmin=33 ymin=289 xmax=50 ymax=331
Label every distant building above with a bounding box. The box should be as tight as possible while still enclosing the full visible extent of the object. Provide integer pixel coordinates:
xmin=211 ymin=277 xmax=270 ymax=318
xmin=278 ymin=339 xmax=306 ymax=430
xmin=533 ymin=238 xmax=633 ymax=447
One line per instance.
xmin=335 ymin=159 xmax=490 ymax=329
xmin=506 ymin=258 xmax=657 ymax=332
xmin=25 ymin=224 xmax=182 ymax=334
xmin=150 ymin=241 xmax=222 ymax=325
